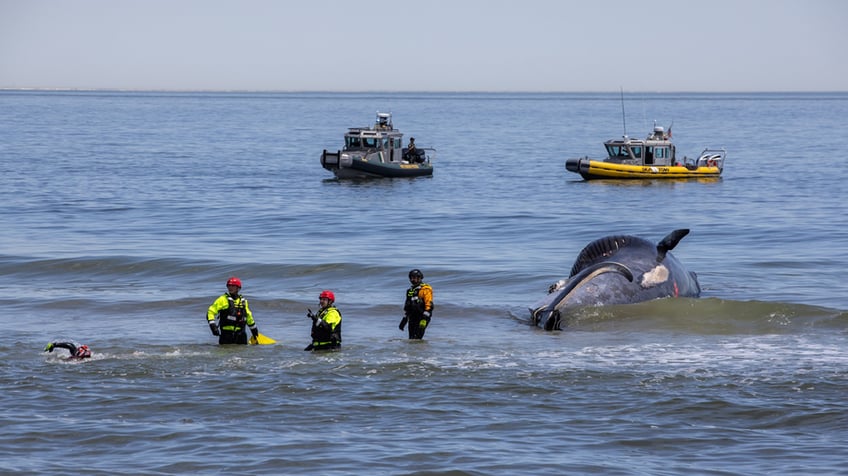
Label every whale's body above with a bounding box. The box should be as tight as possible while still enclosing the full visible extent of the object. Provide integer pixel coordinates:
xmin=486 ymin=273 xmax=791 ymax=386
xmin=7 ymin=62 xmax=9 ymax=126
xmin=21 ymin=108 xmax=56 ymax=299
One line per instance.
xmin=530 ymin=229 xmax=701 ymax=330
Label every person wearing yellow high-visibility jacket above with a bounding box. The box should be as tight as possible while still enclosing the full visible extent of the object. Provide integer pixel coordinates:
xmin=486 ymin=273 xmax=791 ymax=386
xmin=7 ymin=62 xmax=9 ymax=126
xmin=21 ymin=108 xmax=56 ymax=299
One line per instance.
xmin=399 ymin=269 xmax=433 ymax=339
xmin=207 ymin=276 xmax=259 ymax=345
xmin=304 ymin=290 xmax=342 ymax=351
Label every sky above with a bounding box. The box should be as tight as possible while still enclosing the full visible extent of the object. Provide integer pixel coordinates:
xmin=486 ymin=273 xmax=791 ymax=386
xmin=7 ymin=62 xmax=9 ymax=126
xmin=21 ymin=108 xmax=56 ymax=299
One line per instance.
xmin=1 ymin=0 xmax=846 ymax=92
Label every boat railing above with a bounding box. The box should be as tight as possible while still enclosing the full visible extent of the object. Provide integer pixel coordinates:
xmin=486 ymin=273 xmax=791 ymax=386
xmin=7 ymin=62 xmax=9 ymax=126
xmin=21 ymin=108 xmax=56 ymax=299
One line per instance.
xmin=423 ymin=148 xmax=436 ymax=163
xmin=696 ymin=148 xmax=727 ymax=168
xmin=403 ymin=147 xmax=435 ymax=164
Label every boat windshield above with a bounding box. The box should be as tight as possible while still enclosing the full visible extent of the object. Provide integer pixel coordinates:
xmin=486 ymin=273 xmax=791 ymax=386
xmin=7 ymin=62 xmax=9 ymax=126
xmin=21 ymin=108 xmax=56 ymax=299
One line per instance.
xmin=345 ymin=136 xmax=362 ymax=149
xmin=606 ymin=144 xmax=631 ymax=159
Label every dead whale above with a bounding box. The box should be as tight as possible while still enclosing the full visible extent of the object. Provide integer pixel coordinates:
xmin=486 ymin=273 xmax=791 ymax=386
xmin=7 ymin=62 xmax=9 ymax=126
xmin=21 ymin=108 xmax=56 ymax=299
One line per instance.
xmin=530 ymin=229 xmax=701 ymax=330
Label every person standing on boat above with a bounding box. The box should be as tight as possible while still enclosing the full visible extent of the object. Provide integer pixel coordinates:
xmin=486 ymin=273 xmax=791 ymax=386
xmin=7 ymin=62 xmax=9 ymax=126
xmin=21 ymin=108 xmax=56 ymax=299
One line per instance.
xmin=207 ymin=276 xmax=260 ymax=345
xmin=399 ymin=269 xmax=434 ymax=339
xmin=305 ymin=290 xmax=342 ymax=351
xmin=405 ymin=137 xmax=418 ymax=162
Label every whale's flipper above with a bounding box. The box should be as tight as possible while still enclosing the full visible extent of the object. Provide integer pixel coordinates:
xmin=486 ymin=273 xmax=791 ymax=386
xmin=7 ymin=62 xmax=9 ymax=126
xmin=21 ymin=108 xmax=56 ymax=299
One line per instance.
xmin=656 ymin=229 xmax=690 ymax=261
xmin=532 ymin=261 xmax=634 ymax=330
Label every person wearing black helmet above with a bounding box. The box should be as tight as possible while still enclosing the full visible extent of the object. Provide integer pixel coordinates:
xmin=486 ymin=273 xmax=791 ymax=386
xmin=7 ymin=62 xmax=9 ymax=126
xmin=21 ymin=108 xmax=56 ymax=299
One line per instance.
xmin=44 ymin=341 xmax=92 ymax=360
xmin=206 ymin=276 xmax=260 ymax=345
xmin=399 ymin=269 xmax=434 ymax=339
xmin=305 ymin=290 xmax=342 ymax=351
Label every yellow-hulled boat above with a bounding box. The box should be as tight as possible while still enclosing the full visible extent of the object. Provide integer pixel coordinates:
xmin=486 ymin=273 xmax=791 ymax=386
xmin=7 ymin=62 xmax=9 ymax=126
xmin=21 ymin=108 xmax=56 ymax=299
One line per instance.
xmin=565 ymin=124 xmax=726 ymax=180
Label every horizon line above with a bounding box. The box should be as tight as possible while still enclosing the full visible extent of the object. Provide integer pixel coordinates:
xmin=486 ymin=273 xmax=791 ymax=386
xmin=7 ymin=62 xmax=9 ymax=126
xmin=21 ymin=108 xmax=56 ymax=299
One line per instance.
xmin=2 ymin=87 xmax=847 ymax=95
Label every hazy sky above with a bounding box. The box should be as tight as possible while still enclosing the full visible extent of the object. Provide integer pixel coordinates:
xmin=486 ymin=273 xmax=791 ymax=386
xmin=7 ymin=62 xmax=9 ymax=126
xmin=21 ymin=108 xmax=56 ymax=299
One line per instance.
xmin=1 ymin=0 xmax=846 ymax=92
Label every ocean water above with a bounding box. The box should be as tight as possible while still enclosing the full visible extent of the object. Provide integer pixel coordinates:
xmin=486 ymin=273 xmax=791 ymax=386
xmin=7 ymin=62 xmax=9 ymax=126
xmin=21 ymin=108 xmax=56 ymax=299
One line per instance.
xmin=1 ymin=90 xmax=847 ymax=475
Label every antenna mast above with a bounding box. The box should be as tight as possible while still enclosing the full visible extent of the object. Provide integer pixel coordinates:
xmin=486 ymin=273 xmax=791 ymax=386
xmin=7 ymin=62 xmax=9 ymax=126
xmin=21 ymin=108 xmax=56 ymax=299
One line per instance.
xmin=620 ymin=87 xmax=627 ymax=137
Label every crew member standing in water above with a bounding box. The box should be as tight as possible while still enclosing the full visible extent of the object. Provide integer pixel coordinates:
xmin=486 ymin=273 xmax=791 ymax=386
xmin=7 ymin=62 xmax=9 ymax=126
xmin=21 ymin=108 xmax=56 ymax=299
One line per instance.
xmin=399 ymin=269 xmax=433 ymax=339
xmin=207 ymin=276 xmax=260 ymax=345
xmin=44 ymin=341 xmax=92 ymax=360
xmin=305 ymin=290 xmax=342 ymax=351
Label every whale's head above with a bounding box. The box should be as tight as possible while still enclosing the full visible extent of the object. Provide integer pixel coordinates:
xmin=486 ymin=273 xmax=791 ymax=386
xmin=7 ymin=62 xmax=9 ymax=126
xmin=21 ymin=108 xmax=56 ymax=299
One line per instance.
xmin=530 ymin=262 xmax=634 ymax=330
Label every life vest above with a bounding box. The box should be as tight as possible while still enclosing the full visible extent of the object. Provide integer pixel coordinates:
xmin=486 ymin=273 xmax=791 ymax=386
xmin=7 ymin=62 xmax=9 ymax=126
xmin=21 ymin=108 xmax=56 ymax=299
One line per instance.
xmin=404 ymin=283 xmax=432 ymax=315
xmin=311 ymin=306 xmax=342 ymax=344
xmin=218 ymin=294 xmax=248 ymax=330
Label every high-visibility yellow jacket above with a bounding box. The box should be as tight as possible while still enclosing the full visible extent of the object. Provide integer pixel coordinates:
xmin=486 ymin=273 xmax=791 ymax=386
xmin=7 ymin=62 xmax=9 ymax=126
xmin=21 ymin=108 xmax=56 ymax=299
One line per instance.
xmin=311 ymin=306 xmax=342 ymax=346
xmin=207 ymin=293 xmax=257 ymax=332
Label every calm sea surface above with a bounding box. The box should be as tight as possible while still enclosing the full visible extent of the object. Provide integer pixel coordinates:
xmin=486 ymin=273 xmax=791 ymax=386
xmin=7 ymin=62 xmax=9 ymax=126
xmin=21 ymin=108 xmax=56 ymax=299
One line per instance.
xmin=1 ymin=91 xmax=847 ymax=475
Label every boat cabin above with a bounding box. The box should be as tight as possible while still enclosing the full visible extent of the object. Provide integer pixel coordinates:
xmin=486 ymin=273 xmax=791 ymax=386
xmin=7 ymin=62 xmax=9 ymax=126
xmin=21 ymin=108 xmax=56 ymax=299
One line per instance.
xmin=604 ymin=125 xmax=677 ymax=166
xmin=338 ymin=112 xmax=424 ymax=164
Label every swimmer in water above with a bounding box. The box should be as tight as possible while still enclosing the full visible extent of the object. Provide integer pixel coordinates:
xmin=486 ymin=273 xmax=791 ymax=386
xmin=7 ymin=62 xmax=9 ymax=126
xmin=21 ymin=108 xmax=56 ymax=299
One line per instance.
xmin=44 ymin=342 xmax=92 ymax=359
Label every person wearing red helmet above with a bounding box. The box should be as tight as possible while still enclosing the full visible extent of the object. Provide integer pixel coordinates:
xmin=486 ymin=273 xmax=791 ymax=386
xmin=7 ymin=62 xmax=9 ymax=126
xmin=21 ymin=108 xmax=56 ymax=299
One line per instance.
xmin=206 ymin=276 xmax=260 ymax=345
xmin=399 ymin=269 xmax=434 ymax=339
xmin=304 ymin=290 xmax=342 ymax=351
xmin=44 ymin=341 xmax=92 ymax=360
